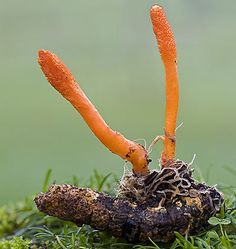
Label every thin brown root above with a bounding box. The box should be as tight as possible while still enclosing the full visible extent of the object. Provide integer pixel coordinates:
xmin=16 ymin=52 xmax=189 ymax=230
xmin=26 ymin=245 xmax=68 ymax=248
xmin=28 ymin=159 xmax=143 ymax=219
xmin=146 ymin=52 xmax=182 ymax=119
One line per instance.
xmin=175 ymin=122 xmax=183 ymax=131
xmin=147 ymin=135 xmax=165 ymax=154
xmin=188 ymin=154 xmax=196 ymax=167
xmin=118 ymin=160 xmax=223 ymax=213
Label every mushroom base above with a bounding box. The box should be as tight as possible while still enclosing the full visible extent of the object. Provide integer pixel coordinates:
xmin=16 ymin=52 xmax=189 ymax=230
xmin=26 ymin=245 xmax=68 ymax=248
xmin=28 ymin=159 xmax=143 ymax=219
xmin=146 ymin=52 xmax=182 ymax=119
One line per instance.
xmin=34 ymin=161 xmax=223 ymax=242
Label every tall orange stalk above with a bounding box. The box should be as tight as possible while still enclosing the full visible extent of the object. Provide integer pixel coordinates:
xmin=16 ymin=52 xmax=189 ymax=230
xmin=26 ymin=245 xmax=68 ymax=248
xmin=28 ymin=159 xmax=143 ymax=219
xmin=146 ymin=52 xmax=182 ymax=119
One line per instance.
xmin=150 ymin=5 xmax=179 ymax=166
xmin=38 ymin=50 xmax=149 ymax=175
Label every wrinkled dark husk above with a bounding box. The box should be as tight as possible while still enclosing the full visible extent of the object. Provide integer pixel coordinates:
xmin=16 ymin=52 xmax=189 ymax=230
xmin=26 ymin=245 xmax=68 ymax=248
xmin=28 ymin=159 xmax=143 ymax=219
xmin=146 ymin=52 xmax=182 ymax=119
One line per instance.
xmin=34 ymin=162 xmax=223 ymax=242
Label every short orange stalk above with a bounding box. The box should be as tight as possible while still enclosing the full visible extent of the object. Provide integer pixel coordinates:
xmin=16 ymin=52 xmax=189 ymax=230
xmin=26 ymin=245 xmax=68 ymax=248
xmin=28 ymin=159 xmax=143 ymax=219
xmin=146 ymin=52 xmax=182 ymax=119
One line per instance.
xmin=38 ymin=50 xmax=149 ymax=175
xmin=150 ymin=5 xmax=179 ymax=167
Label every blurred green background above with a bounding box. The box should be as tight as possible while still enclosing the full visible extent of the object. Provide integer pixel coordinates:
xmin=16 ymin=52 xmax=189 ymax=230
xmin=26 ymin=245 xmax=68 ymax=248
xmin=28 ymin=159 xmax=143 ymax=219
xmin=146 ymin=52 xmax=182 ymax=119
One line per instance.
xmin=0 ymin=1 xmax=235 ymax=204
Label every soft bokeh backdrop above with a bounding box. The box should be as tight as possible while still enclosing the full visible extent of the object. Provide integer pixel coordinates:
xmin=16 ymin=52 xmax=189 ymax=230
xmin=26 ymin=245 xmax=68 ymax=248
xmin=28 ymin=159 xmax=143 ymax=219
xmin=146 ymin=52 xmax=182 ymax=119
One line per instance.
xmin=1 ymin=0 xmax=236 ymax=204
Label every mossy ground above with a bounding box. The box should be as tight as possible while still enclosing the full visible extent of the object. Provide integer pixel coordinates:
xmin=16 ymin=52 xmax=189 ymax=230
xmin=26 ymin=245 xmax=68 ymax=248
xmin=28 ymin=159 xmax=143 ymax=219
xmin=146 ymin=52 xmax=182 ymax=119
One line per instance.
xmin=0 ymin=169 xmax=236 ymax=249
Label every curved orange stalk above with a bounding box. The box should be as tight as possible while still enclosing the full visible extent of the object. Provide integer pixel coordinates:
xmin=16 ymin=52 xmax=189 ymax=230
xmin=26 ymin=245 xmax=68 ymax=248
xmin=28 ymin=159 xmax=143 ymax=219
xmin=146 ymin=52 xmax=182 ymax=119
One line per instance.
xmin=150 ymin=5 xmax=179 ymax=167
xmin=38 ymin=50 xmax=149 ymax=175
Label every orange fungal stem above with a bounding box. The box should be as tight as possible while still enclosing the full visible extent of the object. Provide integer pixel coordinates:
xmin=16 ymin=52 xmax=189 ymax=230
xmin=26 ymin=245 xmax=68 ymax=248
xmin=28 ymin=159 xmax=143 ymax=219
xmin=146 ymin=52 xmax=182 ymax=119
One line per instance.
xmin=38 ymin=50 xmax=149 ymax=175
xmin=150 ymin=5 xmax=179 ymax=167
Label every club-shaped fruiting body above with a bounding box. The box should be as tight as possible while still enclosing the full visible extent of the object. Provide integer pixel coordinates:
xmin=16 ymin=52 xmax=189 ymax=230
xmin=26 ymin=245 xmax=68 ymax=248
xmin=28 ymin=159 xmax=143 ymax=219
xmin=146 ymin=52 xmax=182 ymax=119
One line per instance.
xmin=38 ymin=5 xmax=180 ymax=173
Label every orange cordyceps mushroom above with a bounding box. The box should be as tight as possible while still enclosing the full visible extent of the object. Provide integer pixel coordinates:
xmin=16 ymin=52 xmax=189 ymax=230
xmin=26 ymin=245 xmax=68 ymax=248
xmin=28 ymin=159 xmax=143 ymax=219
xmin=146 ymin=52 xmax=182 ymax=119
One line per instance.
xmin=35 ymin=4 xmax=223 ymax=243
xmin=150 ymin=5 xmax=179 ymax=167
xmin=38 ymin=50 xmax=150 ymax=175
xmin=38 ymin=5 xmax=180 ymax=172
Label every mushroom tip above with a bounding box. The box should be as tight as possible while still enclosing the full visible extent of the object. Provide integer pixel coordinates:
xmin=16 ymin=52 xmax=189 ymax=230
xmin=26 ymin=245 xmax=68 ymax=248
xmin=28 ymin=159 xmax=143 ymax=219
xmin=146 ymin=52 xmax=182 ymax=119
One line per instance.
xmin=38 ymin=49 xmax=46 ymax=56
xmin=38 ymin=49 xmax=56 ymax=67
xmin=38 ymin=49 xmax=53 ymax=61
xmin=150 ymin=4 xmax=163 ymax=13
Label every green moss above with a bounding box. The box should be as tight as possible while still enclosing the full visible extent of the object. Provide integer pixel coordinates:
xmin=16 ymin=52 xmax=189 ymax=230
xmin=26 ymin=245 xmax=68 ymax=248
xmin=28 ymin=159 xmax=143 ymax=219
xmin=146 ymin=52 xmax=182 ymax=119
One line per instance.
xmin=0 ymin=237 xmax=30 ymax=249
xmin=0 ymin=207 xmax=18 ymax=237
